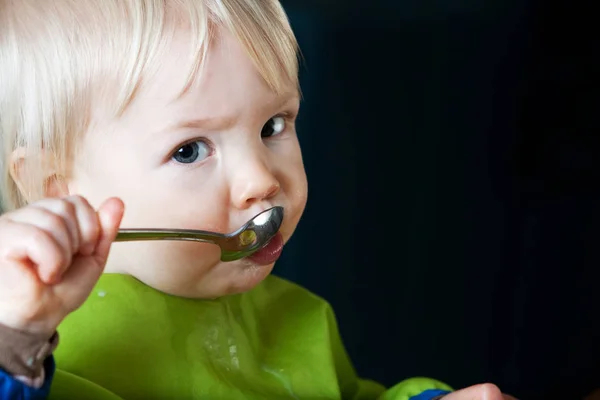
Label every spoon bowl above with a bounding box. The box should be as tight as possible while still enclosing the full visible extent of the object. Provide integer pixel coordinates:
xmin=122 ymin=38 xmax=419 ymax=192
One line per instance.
xmin=115 ymin=206 xmax=284 ymax=262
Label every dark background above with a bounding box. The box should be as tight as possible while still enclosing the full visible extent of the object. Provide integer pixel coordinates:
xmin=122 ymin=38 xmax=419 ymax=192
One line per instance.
xmin=275 ymin=1 xmax=600 ymax=399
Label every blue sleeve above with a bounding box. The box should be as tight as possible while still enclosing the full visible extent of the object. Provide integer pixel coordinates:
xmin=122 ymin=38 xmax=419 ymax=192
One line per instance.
xmin=0 ymin=356 xmax=55 ymax=400
xmin=409 ymin=388 xmax=452 ymax=400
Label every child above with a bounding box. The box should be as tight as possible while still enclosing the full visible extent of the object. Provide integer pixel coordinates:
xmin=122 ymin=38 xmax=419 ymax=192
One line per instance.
xmin=0 ymin=1 xmax=515 ymax=399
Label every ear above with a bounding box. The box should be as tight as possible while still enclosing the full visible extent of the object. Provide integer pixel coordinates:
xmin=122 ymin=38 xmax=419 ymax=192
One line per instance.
xmin=9 ymin=147 xmax=70 ymax=203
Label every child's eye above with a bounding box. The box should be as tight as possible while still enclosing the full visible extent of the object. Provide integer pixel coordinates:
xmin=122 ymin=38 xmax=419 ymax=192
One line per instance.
xmin=171 ymin=140 xmax=211 ymax=164
xmin=261 ymin=116 xmax=286 ymax=138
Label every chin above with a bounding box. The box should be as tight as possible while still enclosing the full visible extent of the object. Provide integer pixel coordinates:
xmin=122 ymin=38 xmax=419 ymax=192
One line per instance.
xmin=223 ymin=259 xmax=276 ymax=295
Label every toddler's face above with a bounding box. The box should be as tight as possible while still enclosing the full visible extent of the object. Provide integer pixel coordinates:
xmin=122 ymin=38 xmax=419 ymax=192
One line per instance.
xmin=67 ymin=29 xmax=307 ymax=298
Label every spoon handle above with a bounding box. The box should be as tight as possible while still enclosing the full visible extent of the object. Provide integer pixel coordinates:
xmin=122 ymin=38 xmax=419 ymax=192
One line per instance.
xmin=115 ymin=229 xmax=224 ymax=244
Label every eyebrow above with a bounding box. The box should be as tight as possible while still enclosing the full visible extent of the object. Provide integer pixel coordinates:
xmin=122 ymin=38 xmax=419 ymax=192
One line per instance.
xmin=167 ymin=93 xmax=299 ymax=133
xmin=176 ymin=115 xmax=236 ymax=131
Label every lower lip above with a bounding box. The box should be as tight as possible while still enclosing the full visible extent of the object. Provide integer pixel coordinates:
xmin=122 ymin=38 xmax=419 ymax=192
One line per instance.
xmin=247 ymin=232 xmax=284 ymax=265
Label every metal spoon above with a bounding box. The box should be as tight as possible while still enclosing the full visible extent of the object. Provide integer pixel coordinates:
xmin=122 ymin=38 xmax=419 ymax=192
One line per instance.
xmin=115 ymin=206 xmax=284 ymax=262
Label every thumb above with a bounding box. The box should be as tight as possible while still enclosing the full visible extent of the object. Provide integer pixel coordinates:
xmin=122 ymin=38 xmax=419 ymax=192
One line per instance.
xmin=55 ymin=198 xmax=124 ymax=308
xmin=92 ymin=197 xmax=125 ymax=263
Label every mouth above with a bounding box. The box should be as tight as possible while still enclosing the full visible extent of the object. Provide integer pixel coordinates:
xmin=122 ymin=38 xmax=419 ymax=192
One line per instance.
xmin=246 ymin=232 xmax=284 ymax=265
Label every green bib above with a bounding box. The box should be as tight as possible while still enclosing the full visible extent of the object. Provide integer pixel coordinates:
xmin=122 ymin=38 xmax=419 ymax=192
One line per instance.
xmin=50 ymin=274 xmax=450 ymax=399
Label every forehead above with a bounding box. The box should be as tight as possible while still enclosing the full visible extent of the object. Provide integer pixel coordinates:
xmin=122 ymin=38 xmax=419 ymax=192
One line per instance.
xmin=117 ymin=28 xmax=297 ymax=125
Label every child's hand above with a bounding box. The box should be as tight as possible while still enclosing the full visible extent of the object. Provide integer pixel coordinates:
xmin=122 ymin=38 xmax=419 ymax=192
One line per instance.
xmin=441 ymin=384 xmax=518 ymax=400
xmin=0 ymin=196 xmax=124 ymax=336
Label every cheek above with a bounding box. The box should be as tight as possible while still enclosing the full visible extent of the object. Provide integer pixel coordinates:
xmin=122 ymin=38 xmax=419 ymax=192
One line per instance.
xmin=68 ymin=138 xmax=141 ymax=207
xmin=293 ymin=178 xmax=308 ymax=225
xmin=289 ymin=167 xmax=308 ymax=206
xmin=278 ymin=150 xmax=308 ymax=215
xmin=115 ymin=175 xmax=232 ymax=233
xmin=140 ymin=240 xmax=220 ymax=267
xmin=279 ymin=144 xmax=307 ymax=200
xmin=114 ymin=239 xmax=221 ymax=293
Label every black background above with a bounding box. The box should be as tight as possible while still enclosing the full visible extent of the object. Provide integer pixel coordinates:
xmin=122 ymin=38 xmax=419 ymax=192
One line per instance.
xmin=275 ymin=1 xmax=600 ymax=399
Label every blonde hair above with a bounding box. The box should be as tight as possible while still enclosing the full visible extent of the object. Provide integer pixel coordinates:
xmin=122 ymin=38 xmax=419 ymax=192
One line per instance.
xmin=0 ymin=0 xmax=299 ymax=211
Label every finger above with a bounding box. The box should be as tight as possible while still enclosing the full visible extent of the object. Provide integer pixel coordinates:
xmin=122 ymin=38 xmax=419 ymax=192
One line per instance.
xmin=6 ymin=207 xmax=73 ymax=281
xmin=92 ymin=197 xmax=125 ymax=263
xmin=55 ymin=198 xmax=124 ymax=308
xmin=66 ymin=195 xmax=100 ymax=256
xmin=442 ymin=384 xmax=504 ymax=400
xmin=0 ymin=220 xmax=68 ymax=284
xmin=33 ymin=198 xmax=80 ymax=255
xmin=8 ymin=205 xmax=72 ymax=260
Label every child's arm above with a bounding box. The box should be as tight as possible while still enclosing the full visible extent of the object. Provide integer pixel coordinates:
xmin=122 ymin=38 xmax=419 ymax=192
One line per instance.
xmin=0 ymin=351 xmax=55 ymax=399
xmin=0 ymin=196 xmax=124 ymax=400
xmin=416 ymin=385 xmax=517 ymax=400
xmin=353 ymin=374 xmax=452 ymax=400
xmin=0 ymin=361 xmax=55 ymax=400
xmin=0 ymin=323 xmax=57 ymax=399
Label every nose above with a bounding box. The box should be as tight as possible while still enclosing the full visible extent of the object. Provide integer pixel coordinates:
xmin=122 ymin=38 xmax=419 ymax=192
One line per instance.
xmin=230 ymin=156 xmax=280 ymax=209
